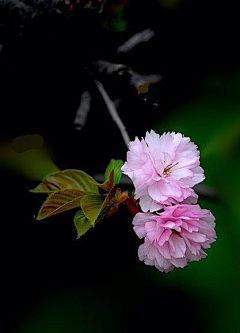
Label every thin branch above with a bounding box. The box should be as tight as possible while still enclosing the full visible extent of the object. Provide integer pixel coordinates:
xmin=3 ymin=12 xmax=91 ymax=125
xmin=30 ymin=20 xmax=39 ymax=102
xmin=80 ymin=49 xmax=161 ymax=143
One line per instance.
xmin=92 ymin=60 xmax=162 ymax=89
xmin=83 ymin=0 xmax=107 ymax=12
xmin=194 ymin=184 xmax=218 ymax=198
xmin=130 ymin=73 xmax=162 ymax=89
xmin=99 ymin=0 xmax=107 ymax=13
xmin=94 ymin=173 xmax=132 ymax=185
xmin=94 ymin=80 xmax=130 ymax=147
xmin=74 ymin=90 xmax=91 ymax=130
xmin=93 ymin=60 xmax=127 ymax=76
xmin=117 ymin=28 xmax=155 ymax=54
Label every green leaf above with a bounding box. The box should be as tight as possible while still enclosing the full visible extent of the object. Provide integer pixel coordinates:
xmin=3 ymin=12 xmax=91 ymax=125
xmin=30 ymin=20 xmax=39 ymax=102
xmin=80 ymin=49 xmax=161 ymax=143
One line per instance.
xmin=30 ymin=169 xmax=99 ymax=194
xmin=36 ymin=189 xmax=85 ymax=220
xmin=80 ymin=194 xmax=106 ymax=225
xmin=104 ymin=159 xmax=123 ymax=185
xmin=73 ymin=210 xmax=92 ymax=239
xmin=80 ymin=184 xmax=119 ymax=226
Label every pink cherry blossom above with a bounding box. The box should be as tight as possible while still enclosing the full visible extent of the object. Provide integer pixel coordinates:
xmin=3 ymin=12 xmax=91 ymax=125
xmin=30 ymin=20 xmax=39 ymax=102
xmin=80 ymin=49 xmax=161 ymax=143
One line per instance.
xmin=133 ymin=204 xmax=216 ymax=272
xmin=121 ymin=130 xmax=205 ymax=212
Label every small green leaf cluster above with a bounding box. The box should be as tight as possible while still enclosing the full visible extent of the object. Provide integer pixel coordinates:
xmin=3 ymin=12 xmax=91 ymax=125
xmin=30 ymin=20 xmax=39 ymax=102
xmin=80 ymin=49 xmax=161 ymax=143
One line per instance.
xmin=30 ymin=159 xmax=131 ymax=238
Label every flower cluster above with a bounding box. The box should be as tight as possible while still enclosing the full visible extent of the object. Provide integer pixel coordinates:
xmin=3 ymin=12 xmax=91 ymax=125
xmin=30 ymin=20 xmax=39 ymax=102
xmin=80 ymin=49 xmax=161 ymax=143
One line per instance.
xmin=121 ymin=130 xmax=216 ymax=272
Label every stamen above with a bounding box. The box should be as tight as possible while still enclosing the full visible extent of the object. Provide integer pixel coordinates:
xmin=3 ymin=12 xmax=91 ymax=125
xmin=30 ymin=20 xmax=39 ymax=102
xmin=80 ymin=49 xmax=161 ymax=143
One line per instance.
xmin=163 ymin=162 xmax=179 ymax=176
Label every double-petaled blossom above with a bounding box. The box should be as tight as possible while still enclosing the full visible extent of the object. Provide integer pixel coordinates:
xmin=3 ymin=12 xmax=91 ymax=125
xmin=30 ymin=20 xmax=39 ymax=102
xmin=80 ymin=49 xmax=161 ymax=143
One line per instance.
xmin=121 ymin=130 xmax=204 ymax=212
xmin=133 ymin=204 xmax=216 ymax=272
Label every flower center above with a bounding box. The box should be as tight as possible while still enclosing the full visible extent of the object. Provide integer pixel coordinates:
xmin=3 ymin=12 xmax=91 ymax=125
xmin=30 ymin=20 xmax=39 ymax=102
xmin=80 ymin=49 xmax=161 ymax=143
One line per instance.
xmin=171 ymin=229 xmax=182 ymax=237
xmin=163 ymin=162 xmax=179 ymax=176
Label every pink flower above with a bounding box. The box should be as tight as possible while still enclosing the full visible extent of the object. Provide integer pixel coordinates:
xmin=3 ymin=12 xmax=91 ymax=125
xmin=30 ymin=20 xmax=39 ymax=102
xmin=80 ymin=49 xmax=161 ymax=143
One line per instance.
xmin=121 ymin=130 xmax=204 ymax=212
xmin=133 ymin=204 xmax=216 ymax=272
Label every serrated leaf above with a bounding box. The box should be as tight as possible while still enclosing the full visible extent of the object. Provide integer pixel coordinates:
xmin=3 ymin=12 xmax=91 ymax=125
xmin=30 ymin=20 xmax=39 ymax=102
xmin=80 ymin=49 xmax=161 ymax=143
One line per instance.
xmin=73 ymin=210 xmax=92 ymax=239
xmin=37 ymin=189 xmax=85 ymax=220
xmin=80 ymin=194 xmax=106 ymax=225
xmin=30 ymin=169 xmax=98 ymax=194
xmin=104 ymin=159 xmax=123 ymax=185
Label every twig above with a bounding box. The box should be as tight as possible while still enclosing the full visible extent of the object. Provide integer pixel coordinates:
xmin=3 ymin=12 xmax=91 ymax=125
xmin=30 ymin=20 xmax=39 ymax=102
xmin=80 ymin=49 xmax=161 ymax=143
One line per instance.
xmin=130 ymin=73 xmax=162 ymax=89
xmin=99 ymin=0 xmax=107 ymax=13
xmin=74 ymin=90 xmax=91 ymax=130
xmin=93 ymin=60 xmax=162 ymax=88
xmin=117 ymin=28 xmax=155 ymax=54
xmin=94 ymin=173 xmax=132 ymax=185
xmin=94 ymin=80 xmax=130 ymax=147
xmin=93 ymin=60 xmax=127 ymax=76
xmin=194 ymin=184 xmax=218 ymax=198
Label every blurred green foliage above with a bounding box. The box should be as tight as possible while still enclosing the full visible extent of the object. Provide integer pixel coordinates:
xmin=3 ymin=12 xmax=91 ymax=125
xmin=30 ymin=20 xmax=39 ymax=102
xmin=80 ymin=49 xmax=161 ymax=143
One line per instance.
xmin=112 ymin=5 xmax=128 ymax=32
xmin=15 ymin=289 xmax=122 ymax=333
xmin=0 ymin=136 xmax=59 ymax=180
xmin=154 ymin=71 xmax=240 ymax=332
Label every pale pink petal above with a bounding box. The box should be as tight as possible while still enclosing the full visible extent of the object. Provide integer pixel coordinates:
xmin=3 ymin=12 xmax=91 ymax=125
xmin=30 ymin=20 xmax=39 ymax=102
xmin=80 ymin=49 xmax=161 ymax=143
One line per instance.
xmin=169 ymin=234 xmax=186 ymax=258
xmin=158 ymin=229 xmax=172 ymax=246
xmin=122 ymin=130 xmax=205 ymax=211
xmin=132 ymin=204 xmax=216 ymax=272
xmin=155 ymin=247 xmax=174 ymax=271
xmin=144 ymin=238 xmax=156 ymax=260
xmin=133 ymin=212 xmax=151 ymax=238
xmin=170 ymin=168 xmax=193 ymax=180
xmin=158 ymin=242 xmax=172 ymax=260
xmin=182 ymin=231 xmax=207 ymax=243
xmin=139 ymin=195 xmax=163 ymax=213
xmin=169 ymin=257 xmax=188 ymax=268
xmin=148 ymin=182 xmax=168 ymax=202
xmin=145 ymin=221 xmax=157 ymax=242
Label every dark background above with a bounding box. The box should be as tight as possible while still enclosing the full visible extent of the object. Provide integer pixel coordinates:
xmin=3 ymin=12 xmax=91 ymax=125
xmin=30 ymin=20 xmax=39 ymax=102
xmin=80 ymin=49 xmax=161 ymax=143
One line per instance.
xmin=1 ymin=1 xmax=239 ymax=332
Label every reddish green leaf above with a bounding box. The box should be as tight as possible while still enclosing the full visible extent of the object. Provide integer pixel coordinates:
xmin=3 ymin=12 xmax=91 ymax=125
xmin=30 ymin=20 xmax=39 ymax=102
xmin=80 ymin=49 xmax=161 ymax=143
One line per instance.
xmin=73 ymin=210 xmax=92 ymax=239
xmin=79 ymin=184 xmax=119 ymax=226
xmin=80 ymin=194 xmax=106 ymax=225
xmin=36 ymin=189 xmax=85 ymax=220
xmin=91 ymin=169 xmax=114 ymax=191
xmin=30 ymin=169 xmax=98 ymax=194
xmin=105 ymin=188 xmax=129 ymax=217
